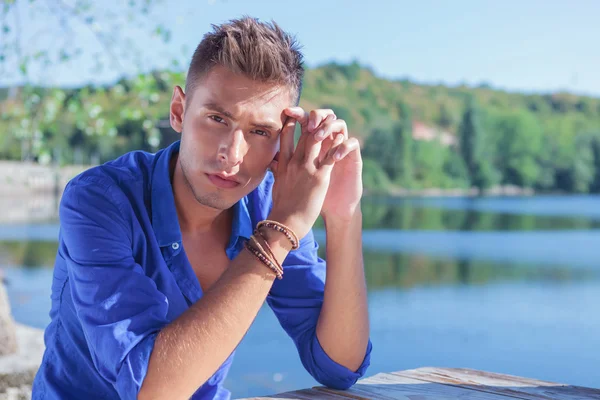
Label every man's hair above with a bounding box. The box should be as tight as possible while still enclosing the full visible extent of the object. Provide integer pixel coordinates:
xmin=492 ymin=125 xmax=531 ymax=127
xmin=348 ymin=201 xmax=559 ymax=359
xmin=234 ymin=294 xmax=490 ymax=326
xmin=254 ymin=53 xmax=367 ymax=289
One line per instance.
xmin=185 ymin=16 xmax=304 ymax=105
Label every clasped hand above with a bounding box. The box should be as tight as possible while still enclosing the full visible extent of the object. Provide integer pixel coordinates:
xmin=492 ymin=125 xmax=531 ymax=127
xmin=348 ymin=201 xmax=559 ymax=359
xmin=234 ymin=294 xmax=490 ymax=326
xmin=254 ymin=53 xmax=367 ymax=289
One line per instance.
xmin=268 ymin=107 xmax=363 ymax=240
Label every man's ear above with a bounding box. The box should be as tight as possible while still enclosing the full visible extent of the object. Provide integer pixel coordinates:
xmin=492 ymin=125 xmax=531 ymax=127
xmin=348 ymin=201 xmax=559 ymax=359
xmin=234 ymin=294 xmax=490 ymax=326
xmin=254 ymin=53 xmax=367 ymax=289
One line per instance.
xmin=170 ymin=86 xmax=186 ymax=133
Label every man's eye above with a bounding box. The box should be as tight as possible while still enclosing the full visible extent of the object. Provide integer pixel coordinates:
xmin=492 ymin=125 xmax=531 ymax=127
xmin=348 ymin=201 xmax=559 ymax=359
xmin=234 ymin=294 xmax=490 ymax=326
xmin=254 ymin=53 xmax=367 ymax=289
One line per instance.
xmin=209 ymin=115 xmax=225 ymax=123
xmin=253 ymin=130 xmax=268 ymax=137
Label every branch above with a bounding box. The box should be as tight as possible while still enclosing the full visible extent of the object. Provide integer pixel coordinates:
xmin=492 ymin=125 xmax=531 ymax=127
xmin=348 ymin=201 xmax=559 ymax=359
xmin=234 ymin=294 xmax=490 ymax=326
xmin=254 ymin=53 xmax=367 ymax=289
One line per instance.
xmin=50 ymin=0 xmax=125 ymax=74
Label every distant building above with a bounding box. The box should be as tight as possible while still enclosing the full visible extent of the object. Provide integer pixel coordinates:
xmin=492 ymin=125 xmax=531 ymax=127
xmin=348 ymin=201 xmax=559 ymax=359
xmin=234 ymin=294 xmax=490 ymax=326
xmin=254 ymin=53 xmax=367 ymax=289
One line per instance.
xmin=412 ymin=121 xmax=456 ymax=147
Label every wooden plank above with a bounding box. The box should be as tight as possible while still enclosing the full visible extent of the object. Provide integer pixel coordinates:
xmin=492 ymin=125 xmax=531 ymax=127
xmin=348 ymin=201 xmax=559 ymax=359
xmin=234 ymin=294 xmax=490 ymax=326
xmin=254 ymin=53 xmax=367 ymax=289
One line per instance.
xmin=241 ymin=368 xmax=600 ymax=400
xmin=393 ymin=367 xmax=600 ymax=400
xmin=250 ymin=372 xmax=521 ymax=399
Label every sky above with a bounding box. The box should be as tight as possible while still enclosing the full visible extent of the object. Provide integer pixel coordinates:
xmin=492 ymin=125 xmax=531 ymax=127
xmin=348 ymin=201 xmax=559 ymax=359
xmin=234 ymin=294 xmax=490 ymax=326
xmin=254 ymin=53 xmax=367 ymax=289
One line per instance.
xmin=1 ymin=0 xmax=599 ymax=96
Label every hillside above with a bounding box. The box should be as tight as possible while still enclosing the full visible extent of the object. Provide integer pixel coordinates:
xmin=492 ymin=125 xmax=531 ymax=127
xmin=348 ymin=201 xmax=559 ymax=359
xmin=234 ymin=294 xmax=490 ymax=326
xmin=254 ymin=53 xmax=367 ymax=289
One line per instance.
xmin=2 ymin=62 xmax=600 ymax=193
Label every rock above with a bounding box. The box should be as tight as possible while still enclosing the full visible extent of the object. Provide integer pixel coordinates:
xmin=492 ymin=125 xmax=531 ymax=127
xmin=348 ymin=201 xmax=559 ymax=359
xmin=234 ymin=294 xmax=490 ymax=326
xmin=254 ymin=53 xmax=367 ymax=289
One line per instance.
xmin=0 ymin=278 xmax=17 ymax=357
xmin=0 ymin=385 xmax=32 ymax=400
xmin=0 ymin=324 xmax=45 ymax=396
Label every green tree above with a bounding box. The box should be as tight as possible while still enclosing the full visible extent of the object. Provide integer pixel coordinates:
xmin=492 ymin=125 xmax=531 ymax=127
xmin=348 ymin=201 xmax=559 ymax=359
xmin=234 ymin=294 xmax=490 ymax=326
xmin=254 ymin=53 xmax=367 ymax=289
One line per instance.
xmin=0 ymin=0 xmax=177 ymax=163
xmin=437 ymin=103 xmax=454 ymax=129
xmin=363 ymin=128 xmax=395 ymax=180
xmin=491 ymin=110 xmax=544 ymax=188
xmin=554 ymin=133 xmax=596 ymax=192
xmin=362 ymin=159 xmax=392 ymax=193
xmin=392 ymin=102 xmax=413 ymax=187
xmin=412 ymin=140 xmax=452 ymax=188
xmin=443 ymin=147 xmax=470 ymax=188
xmin=590 ymin=135 xmax=600 ymax=193
xmin=458 ymin=97 xmax=499 ymax=192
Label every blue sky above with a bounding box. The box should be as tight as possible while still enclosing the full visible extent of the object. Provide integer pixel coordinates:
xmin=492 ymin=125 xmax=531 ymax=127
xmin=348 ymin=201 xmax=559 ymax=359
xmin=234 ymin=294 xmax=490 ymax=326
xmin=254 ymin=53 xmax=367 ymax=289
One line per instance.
xmin=2 ymin=0 xmax=599 ymax=96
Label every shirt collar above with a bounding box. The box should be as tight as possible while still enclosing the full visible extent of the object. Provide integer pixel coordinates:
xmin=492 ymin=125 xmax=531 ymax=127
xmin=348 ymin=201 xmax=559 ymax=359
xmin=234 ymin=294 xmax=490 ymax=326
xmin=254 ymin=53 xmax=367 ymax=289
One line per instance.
xmin=150 ymin=140 xmax=253 ymax=250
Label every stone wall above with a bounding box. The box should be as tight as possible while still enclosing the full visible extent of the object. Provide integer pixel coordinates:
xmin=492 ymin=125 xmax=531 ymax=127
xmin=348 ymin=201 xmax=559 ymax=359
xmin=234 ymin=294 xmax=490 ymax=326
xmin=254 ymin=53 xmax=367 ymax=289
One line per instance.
xmin=0 ymin=161 xmax=89 ymax=224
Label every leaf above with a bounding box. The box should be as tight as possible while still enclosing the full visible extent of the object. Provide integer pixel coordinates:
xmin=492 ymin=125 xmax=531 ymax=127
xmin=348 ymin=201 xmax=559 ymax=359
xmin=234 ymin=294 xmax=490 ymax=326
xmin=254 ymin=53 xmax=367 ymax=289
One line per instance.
xmin=19 ymin=61 xmax=27 ymax=75
xmin=33 ymin=51 xmax=46 ymax=60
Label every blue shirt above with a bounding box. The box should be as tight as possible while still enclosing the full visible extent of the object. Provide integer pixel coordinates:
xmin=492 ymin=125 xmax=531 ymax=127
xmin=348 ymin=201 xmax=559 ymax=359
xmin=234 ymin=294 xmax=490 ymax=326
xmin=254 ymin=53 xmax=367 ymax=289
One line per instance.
xmin=32 ymin=141 xmax=372 ymax=400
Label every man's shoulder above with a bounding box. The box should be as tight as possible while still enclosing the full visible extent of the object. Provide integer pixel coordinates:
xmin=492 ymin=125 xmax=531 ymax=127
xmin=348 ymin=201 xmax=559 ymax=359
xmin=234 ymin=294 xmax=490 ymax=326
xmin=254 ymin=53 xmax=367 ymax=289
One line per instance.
xmin=67 ymin=150 xmax=163 ymax=191
xmin=63 ymin=148 xmax=163 ymax=208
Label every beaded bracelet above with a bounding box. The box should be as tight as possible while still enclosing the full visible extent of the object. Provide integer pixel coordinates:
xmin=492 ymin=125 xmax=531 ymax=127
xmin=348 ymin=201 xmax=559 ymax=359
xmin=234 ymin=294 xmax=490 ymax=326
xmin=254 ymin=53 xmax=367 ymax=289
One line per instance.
xmin=256 ymin=220 xmax=299 ymax=250
xmin=253 ymin=229 xmax=283 ymax=274
xmin=250 ymin=234 xmax=283 ymax=277
xmin=245 ymin=240 xmax=283 ymax=279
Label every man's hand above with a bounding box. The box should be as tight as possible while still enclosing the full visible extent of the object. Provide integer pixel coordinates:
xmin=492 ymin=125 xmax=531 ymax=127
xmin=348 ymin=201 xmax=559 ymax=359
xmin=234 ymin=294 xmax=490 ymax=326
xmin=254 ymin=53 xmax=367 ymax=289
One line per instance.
xmin=282 ymin=108 xmax=370 ymax=373
xmin=282 ymin=107 xmax=362 ymax=222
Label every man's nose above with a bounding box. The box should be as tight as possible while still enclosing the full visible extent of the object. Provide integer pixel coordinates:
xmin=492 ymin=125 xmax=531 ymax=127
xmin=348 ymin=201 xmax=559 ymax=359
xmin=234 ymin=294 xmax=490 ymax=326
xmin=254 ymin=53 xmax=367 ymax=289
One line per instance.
xmin=217 ymin=129 xmax=247 ymax=169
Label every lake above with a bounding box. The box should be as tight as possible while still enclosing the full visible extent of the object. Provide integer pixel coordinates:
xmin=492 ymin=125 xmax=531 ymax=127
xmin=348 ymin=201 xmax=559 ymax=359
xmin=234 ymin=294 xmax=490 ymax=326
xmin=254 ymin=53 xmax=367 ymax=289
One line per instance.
xmin=2 ymin=195 xmax=600 ymax=397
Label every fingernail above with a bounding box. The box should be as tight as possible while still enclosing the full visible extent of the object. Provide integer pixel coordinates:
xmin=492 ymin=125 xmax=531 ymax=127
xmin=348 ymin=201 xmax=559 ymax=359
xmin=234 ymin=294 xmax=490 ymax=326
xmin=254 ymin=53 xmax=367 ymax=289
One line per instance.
xmin=334 ymin=150 xmax=342 ymax=160
xmin=315 ymin=129 xmax=325 ymax=140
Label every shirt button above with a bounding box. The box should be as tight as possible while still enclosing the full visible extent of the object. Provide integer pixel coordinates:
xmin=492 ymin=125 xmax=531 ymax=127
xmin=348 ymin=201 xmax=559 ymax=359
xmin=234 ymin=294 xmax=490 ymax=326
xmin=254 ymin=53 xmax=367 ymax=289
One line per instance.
xmin=171 ymin=242 xmax=180 ymax=250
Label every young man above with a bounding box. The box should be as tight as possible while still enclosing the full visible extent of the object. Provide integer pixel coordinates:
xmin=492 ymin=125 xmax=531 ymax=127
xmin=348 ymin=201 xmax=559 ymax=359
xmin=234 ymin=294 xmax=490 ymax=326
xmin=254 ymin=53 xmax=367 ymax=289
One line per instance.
xmin=32 ymin=17 xmax=372 ymax=400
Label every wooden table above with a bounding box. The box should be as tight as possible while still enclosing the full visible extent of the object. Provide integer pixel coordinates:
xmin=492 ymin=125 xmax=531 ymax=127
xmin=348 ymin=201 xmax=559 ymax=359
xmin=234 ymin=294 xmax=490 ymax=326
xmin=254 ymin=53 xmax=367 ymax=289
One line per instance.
xmin=243 ymin=367 xmax=600 ymax=399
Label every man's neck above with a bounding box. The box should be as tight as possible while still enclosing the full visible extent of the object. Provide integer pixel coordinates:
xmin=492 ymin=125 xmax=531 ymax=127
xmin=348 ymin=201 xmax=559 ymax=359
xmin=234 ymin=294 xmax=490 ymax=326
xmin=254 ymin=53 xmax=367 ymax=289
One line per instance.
xmin=171 ymin=154 xmax=230 ymax=235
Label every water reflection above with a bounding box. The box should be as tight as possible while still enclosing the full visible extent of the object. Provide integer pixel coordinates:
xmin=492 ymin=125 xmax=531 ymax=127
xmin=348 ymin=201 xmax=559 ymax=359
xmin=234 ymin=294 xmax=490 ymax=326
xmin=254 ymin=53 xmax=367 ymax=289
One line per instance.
xmin=0 ymin=240 xmax=58 ymax=268
xmin=4 ymin=237 xmax=598 ymax=292
xmin=361 ymin=251 xmax=597 ymax=289
xmin=361 ymin=198 xmax=600 ymax=231
xmin=3 ymin=195 xmax=600 ymax=392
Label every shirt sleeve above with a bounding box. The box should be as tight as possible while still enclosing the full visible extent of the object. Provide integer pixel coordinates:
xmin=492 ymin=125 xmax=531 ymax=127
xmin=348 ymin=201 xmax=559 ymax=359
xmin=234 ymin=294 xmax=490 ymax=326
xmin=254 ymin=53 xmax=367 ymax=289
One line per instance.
xmin=59 ymin=176 xmax=169 ymax=400
xmin=266 ymin=229 xmax=373 ymax=390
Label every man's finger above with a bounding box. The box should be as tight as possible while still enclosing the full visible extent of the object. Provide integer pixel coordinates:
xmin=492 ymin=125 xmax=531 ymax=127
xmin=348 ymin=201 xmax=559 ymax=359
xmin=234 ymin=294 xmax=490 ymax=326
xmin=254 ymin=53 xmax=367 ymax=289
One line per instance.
xmin=268 ymin=159 xmax=279 ymax=179
xmin=279 ymin=116 xmax=296 ymax=166
xmin=330 ymin=137 xmax=361 ymax=162
xmin=320 ymin=133 xmax=346 ymax=169
xmin=283 ymin=107 xmax=309 ymax=130
xmin=291 ymin=122 xmax=310 ymax=164
xmin=314 ymin=118 xmax=347 ymax=142
xmin=308 ymin=109 xmax=335 ymax=133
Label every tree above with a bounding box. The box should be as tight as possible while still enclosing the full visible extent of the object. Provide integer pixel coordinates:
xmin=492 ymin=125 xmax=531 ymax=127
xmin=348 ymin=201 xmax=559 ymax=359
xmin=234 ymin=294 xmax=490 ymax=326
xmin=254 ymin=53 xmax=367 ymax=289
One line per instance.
xmin=413 ymin=139 xmax=449 ymax=188
xmin=554 ymin=133 xmax=596 ymax=193
xmin=0 ymin=0 xmax=179 ymax=163
xmin=437 ymin=103 xmax=454 ymax=129
xmin=392 ymin=102 xmax=413 ymax=187
xmin=491 ymin=110 xmax=544 ymax=188
xmin=443 ymin=147 xmax=470 ymax=188
xmin=363 ymin=127 xmax=395 ymax=179
xmin=0 ymin=0 xmax=174 ymax=81
xmin=458 ymin=96 xmax=499 ymax=192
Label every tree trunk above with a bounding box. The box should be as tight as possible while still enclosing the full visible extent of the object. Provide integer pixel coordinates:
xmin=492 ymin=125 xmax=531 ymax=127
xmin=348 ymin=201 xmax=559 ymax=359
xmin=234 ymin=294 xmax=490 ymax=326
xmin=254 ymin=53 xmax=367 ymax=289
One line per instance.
xmin=0 ymin=270 xmax=18 ymax=356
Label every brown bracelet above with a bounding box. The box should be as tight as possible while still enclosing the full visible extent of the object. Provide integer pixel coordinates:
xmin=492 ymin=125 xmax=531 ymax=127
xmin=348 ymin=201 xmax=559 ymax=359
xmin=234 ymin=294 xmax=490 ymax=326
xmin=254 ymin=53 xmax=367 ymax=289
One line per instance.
xmin=245 ymin=240 xmax=283 ymax=279
xmin=253 ymin=229 xmax=283 ymax=274
xmin=249 ymin=234 xmax=283 ymax=277
xmin=256 ymin=220 xmax=299 ymax=250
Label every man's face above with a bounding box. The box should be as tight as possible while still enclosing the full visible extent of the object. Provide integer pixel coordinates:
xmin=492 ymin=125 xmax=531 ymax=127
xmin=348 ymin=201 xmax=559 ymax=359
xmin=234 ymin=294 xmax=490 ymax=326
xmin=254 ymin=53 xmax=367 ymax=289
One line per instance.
xmin=170 ymin=65 xmax=292 ymax=210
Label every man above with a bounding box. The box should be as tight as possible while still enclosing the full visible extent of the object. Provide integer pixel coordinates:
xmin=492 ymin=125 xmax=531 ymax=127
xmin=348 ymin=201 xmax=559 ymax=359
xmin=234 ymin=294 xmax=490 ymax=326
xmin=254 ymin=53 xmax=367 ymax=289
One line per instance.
xmin=32 ymin=17 xmax=371 ymax=400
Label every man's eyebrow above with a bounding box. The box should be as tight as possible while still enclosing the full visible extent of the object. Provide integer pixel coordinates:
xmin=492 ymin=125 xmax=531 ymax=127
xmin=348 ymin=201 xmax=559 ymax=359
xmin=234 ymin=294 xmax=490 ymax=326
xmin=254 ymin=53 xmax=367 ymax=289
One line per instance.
xmin=250 ymin=121 xmax=281 ymax=132
xmin=203 ymin=102 xmax=236 ymax=120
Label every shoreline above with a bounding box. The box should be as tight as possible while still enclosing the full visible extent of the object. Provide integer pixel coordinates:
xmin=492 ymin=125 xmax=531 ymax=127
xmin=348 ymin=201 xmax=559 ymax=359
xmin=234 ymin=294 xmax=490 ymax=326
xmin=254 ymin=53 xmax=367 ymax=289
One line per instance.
xmin=372 ymin=184 xmax=535 ymax=198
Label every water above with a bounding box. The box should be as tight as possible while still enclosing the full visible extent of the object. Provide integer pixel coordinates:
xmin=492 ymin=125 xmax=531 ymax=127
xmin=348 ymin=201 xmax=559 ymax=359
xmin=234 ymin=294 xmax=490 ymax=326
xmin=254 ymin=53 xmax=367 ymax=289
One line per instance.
xmin=2 ymin=195 xmax=600 ymax=397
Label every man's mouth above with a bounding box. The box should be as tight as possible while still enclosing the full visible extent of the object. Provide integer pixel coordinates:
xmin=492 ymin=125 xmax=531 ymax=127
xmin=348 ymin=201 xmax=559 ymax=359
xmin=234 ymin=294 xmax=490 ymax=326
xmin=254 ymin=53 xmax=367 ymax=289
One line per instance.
xmin=205 ymin=173 xmax=241 ymax=189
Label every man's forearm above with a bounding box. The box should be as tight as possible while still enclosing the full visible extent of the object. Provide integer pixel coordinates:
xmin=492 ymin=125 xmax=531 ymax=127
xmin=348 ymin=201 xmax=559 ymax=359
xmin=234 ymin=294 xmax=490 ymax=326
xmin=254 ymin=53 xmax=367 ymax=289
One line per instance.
xmin=139 ymin=230 xmax=291 ymax=400
xmin=316 ymin=210 xmax=370 ymax=371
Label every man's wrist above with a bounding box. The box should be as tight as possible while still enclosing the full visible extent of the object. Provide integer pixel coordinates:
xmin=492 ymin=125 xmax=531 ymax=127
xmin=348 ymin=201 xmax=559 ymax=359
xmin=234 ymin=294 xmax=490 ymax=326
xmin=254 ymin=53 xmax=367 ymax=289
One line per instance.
xmin=323 ymin=209 xmax=362 ymax=232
